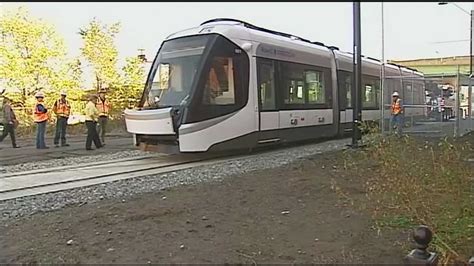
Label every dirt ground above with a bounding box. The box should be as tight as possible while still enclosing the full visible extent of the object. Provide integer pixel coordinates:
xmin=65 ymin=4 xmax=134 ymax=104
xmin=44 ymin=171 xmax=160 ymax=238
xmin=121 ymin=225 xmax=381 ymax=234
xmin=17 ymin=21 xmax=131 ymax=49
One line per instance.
xmin=0 ymin=150 xmax=410 ymax=264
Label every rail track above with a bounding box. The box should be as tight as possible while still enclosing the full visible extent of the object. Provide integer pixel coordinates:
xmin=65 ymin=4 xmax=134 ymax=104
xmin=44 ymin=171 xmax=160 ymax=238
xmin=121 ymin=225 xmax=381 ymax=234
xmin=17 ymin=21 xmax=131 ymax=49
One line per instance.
xmin=0 ymin=152 xmax=234 ymax=202
xmin=0 ymin=136 xmax=356 ymax=202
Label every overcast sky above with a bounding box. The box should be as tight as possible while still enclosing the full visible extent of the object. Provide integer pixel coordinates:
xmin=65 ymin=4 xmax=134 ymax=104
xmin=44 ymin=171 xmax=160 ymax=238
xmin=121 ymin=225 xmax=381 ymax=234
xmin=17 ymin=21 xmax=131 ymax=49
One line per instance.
xmin=2 ymin=2 xmax=474 ymax=85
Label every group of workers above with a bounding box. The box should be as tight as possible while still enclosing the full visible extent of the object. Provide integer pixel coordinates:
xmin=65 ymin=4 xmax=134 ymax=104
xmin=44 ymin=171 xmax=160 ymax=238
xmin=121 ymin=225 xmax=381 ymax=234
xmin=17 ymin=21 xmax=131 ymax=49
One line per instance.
xmin=0 ymin=88 xmax=111 ymax=150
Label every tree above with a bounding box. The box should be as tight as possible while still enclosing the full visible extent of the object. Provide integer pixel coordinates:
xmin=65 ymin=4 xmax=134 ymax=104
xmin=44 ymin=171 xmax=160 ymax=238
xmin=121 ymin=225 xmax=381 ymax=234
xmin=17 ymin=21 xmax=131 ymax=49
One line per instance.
xmin=79 ymin=18 xmax=121 ymax=92
xmin=49 ymin=58 xmax=86 ymax=114
xmin=0 ymin=6 xmax=69 ymax=104
xmin=111 ymin=56 xmax=146 ymax=111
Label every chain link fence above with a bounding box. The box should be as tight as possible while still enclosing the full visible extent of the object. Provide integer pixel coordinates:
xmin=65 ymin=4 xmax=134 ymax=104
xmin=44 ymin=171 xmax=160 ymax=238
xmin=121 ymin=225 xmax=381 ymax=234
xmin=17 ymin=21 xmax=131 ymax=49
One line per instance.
xmin=380 ymin=66 xmax=473 ymax=138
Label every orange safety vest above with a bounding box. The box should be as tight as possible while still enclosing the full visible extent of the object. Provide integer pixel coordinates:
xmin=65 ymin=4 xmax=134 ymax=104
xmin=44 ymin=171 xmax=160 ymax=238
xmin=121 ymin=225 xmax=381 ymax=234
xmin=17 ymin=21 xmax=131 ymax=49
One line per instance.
xmin=53 ymin=99 xmax=71 ymax=117
xmin=391 ymin=98 xmax=402 ymax=115
xmin=96 ymin=97 xmax=110 ymax=117
xmin=33 ymin=102 xmax=49 ymax=123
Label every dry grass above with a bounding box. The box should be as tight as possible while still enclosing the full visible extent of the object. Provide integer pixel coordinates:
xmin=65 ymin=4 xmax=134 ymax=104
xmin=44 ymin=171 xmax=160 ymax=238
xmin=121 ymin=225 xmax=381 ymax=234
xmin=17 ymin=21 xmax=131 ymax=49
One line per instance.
xmin=342 ymin=132 xmax=474 ymax=264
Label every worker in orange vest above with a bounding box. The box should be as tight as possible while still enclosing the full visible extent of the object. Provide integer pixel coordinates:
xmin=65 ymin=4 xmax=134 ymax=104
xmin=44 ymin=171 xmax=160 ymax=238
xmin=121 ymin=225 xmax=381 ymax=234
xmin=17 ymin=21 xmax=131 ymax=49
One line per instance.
xmin=391 ymin=91 xmax=403 ymax=135
xmin=96 ymin=87 xmax=111 ymax=144
xmin=33 ymin=91 xmax=49 ymax=149
xmin=52 ymin=90 xmax=71 ymax=147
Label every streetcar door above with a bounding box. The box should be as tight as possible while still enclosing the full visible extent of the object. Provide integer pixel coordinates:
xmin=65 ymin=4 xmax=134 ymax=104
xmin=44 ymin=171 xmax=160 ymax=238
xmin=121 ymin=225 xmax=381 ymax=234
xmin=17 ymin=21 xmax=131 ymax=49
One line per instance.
xmin=257 ymin=59 xmax=280 ymax=145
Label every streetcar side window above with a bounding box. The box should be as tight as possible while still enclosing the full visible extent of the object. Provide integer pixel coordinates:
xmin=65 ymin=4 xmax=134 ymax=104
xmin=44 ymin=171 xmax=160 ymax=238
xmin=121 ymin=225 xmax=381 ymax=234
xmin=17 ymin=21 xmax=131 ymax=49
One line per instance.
xmin=345 ymin=73 xmax=352 ymax=108
xmin=403 ymin=82 xmax=413 ymax=105
xmin=278 ymin=61 xmax=331 ymax=109
xmin=362 ymin=75 xmax=379 ymax=109
xmin=305 ymin=70 xmax=325 ymax=104
xmin=281 ymin=62 xmax=305 ymax=105
xmin=338 ymin=70 xmax=353 ymax=109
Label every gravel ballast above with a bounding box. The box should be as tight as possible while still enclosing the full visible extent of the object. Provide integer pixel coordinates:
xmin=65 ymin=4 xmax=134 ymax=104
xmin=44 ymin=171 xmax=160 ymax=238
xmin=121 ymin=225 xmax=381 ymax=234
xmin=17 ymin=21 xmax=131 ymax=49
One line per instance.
xmin=1 ymin=150 xmax=151 ymax=173
xmin=0 ymin=139 xmax=349 ymax=222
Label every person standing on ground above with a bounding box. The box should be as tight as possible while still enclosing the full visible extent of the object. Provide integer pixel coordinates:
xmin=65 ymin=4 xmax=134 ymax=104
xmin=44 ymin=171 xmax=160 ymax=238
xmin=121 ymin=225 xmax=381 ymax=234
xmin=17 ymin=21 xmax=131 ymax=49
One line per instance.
xmin=96 ymin=87 xmax=111 ymax=145
xmin=52 ymin=90 xmax=71 ymax=147
xmin=84 ymin=94 xmax=103 ymax=150
xmin=391 ymin=91 xmax=404 ymax=135
xmin=0 ymin=97 xmax=20 ymax=148
xmin=33 ymin=91 xmax=49 ymax=149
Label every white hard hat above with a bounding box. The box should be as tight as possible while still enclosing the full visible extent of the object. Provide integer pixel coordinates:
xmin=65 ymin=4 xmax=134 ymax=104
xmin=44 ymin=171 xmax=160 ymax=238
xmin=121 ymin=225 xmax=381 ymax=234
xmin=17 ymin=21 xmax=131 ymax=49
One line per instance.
xmin=35 ymin=91 xmax=45 ymax=98
xmin=60 ymin=90 xmax=67 ymax=96
xmin=392 ymin=91 xmax=399 ymax=97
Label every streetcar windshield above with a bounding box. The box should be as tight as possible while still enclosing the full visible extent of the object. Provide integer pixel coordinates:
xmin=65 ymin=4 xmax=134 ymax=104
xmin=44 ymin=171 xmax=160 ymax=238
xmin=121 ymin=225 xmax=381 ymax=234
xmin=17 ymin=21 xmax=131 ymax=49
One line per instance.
xmin=142 ymin=35 xmax=210 ymax=108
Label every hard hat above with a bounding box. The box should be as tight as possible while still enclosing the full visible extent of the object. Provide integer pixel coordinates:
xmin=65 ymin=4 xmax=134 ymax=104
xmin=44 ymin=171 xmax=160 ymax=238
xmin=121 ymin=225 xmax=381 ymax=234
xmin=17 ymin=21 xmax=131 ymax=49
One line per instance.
xmin=392 ymin=91 xmax=399 ymax=97
xmin=60 ymin=90 xmax=67 ymax=96
xmin=35 ymin=91 xmax=45 ymax=98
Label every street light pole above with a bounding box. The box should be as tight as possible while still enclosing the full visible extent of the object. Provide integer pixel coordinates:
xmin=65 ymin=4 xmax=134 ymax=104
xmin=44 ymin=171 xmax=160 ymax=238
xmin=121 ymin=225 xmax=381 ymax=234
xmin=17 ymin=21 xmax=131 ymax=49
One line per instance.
xmin=470 ymin=10 xmax=473 ymax=76
xmin=352 ymin=1 xmax=362 ymax=147
xmin=469 ymin=10 xmax=472 ymax=121
xmin=381 ymin=2 xmax=385 ymax=134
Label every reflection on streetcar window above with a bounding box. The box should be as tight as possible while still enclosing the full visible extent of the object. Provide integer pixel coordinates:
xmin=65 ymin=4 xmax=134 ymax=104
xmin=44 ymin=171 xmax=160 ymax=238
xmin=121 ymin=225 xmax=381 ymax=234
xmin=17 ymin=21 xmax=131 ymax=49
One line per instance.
xmin=147 ymin=54 xmax=201 ymax=108
xmin=364 ymin=84 xmax=375 ymax=108
xmin=143 ymin=35 xmax=208 ymax=108
xmin=202 ymin=57 xmax=235 ymax=105
xmin=305 ymin=70 xmax=325 ymax=104
xmin=362 ymin=76 xmax=379 ymax=109
xmin=345 ymin=74 xmax=352 ymax=108
xmin=281 ymin=61 xmax=327 ymax=106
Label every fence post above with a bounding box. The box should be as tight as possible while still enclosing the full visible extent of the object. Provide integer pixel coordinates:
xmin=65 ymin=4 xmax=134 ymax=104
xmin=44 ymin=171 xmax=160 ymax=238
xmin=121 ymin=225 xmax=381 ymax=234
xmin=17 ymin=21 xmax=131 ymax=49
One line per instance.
xmin=404 ymin=225 xmax=438 ymax=265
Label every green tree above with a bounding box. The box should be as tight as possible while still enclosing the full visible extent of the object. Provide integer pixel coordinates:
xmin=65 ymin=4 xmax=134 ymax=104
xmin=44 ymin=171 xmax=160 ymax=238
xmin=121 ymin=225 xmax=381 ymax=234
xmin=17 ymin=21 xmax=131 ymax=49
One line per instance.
xmin=49 ymin=58 xmax=86 ymax=114
xmin=0 ymin=6 xmax=69 ymax=104
xmin=111 ymin=56 xmax=146 ymax=111
xmin=78 ymin=18 xmax=121 ymax=91
xmin=1 ymin=6 xmax=85 ymax=130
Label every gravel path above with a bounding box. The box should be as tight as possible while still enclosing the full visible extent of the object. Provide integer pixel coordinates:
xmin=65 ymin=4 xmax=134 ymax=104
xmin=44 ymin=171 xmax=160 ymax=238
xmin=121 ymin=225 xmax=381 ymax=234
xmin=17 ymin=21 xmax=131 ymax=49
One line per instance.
xmin=1 ymin=150 xmax=151 ymax=173
xmin=0 ymin=138 xmax=350 ymax=222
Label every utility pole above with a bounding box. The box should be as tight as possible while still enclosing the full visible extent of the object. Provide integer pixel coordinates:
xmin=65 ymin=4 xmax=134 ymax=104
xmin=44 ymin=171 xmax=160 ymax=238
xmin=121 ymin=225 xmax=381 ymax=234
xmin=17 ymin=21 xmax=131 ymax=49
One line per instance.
xmin=469 ymin=10 xmax=473 ymax=129
xmin=352 ymin=1 xmax=362 ymax=147
xmin=381 ymin=2 xmax=385 ymax=134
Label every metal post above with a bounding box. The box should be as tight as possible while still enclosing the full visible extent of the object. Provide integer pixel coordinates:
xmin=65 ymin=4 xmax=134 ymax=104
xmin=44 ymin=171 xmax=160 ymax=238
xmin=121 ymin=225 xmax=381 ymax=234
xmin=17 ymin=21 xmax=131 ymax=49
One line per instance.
xmin=404 ymin=225 xmax=438 ymax=265
xmin=352 ymin=1 xmax=362 ymax=147
xmin=455 ymin=65 xmax=460 ymax=137
xmin=411 ymin=79 xmax=414 ymax=127
xmin=470 ymin=10 xmax=473 ymax=77
xmin=469 ymin=76 xmax=472 ymax=131
xmin=469 ymin=10 xmax=473 ymax=131
xmin=380 ymin=2 xmax=385 ymax=134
